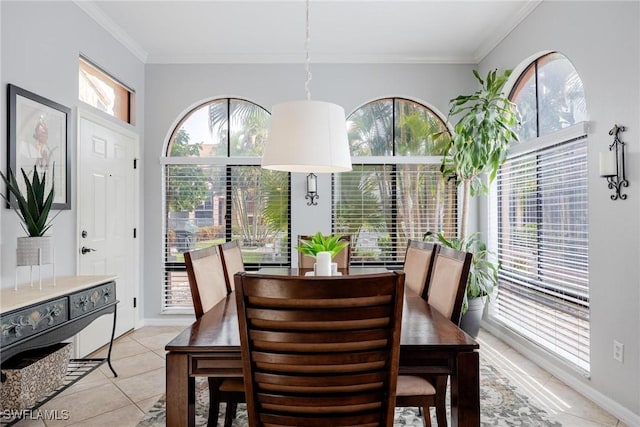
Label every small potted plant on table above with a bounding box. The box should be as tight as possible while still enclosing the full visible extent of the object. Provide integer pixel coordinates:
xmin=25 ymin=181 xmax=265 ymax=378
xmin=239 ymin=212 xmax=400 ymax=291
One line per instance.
xmin=1 ymin=166 xmax=59 ymax=270
xmin=296 ymin=232 xmax=349 ymax=276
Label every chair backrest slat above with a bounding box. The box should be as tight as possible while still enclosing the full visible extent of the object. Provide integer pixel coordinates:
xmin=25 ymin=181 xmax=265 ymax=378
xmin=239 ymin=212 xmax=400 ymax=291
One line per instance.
xmin=427 ymin=245 xmax=473 ymax=325
xmin=184 ymin=245 xmax=228 ymax=318
xmin=235 ymin=272 xmax=405 ymax=427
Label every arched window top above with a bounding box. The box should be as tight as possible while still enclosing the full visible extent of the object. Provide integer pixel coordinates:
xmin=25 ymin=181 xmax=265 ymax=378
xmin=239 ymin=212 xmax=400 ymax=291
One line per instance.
xmin=347 ymin=98 xmax=450 ymax=157
xmin=166 ymin=98 xmax=270 ymax=158
xmin=509 ymin=52 xmax=587 ymax=141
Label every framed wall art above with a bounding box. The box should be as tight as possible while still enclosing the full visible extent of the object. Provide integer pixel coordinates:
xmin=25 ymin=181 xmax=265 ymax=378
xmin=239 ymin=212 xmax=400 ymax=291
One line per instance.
xmin=7 ymin=84 xmax=71 ymax=209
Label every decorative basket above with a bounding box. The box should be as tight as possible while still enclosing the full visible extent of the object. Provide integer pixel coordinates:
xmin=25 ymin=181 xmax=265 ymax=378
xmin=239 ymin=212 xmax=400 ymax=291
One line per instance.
xmin=16 ymin=236 xmax=53 ymax=266
xmin=0 ymin=343 xmax=72 ymax=410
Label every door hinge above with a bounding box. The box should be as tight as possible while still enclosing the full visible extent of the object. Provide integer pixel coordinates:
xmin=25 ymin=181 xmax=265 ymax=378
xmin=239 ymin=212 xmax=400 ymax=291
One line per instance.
xmin=133 ymin=297 xmax=137 ymax=308
xmin=133 ymin=158 xmax=138 ymax=169
xmin=133 ymin=228 xmax=137 ymax=238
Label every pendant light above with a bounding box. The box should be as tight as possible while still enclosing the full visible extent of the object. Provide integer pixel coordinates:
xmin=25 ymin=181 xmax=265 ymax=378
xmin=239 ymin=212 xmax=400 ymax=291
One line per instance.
xmin=261 ymin=0 xmax=352 ymax=173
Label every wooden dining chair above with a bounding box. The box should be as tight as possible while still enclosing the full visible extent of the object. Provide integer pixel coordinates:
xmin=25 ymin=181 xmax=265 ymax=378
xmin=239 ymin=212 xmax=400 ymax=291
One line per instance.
xmin=297 ymin=234 xmax=351 ymax=269
xmin=235 ymin=270 xmax=405 ymax=427
xmin=219 ymin=240 xmax=245 ymax=292
xmin=403 ymin=240 xmax=439 ymax=300
xmin=184 ymin=245 xmax=245 ymax=427
xmin=396 ymin=245 xmax=473 ymax=426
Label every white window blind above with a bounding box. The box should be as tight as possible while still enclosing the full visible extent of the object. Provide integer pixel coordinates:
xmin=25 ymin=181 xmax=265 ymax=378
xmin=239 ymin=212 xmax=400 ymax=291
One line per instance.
xmin=163 ymin=164 xmax=290 ymax=311
xmin=494 ymin=135 xmax=589 ymax=372
xmin=332 ymin=164 xmax=457 ymax=266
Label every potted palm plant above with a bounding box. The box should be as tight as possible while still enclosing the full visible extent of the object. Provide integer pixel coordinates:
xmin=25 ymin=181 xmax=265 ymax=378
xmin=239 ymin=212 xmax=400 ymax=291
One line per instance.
xmin=432 ymin=69 xmax=519 ymax=336
xmin=1 ymin=166 xmax=58 ymax=266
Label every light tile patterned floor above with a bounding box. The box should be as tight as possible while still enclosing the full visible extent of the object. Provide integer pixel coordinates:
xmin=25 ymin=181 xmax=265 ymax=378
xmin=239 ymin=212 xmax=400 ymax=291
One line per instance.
xmin=8 ymin=327 xmax=627 ymax=426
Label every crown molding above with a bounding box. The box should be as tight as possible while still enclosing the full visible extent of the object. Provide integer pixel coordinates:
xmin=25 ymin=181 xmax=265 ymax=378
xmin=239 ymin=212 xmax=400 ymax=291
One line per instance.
xmin=146 ymin=52 xmax=478 ymax=65
xmin=75 ymin=0 xmax=539 ymax=66
xmin=74 ymin=0 xmax=148 ymax=63
xmin=473 ymin=0 xmax=543 ymax=63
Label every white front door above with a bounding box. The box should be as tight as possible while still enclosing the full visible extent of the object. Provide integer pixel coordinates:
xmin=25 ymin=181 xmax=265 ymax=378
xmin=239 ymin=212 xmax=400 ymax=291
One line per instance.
xmin=76 ymin=110 xmax=138 ymax=357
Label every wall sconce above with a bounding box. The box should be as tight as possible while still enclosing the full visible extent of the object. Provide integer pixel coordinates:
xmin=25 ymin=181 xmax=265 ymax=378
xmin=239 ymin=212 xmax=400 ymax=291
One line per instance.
xmin=305 ymin=173 xmax=319 ymax=205
xmin=599 ymin=124 xmax=629 ymax=200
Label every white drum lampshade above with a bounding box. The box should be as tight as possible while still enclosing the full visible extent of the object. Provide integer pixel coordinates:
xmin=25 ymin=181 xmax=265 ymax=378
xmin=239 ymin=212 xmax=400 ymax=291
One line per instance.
xmin=262 ymin=100 xmax=352 ymax=173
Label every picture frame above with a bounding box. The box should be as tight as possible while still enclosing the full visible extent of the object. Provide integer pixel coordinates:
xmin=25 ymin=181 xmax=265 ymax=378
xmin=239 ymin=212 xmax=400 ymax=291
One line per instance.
xmin=7 ymin=84 xmax=71 ymax=209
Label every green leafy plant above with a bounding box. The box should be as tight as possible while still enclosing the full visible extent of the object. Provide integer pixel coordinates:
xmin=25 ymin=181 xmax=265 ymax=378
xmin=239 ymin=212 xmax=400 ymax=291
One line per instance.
xmin=296 ymin=232 xmax=348 ymax=259
xmin=425 ymin=231 xmax=499 ymax=313
xmin=0 ymin=166 xmax=59 ymax=236
xmin=433 ymin=69 xmax=519 ymax=239
xmin=427 ymin=69 xmax=517 ymax=316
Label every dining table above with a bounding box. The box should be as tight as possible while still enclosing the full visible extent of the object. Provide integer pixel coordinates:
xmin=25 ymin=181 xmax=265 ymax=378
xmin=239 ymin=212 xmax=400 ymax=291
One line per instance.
xmin=165 ymin=267 xmax=480 ymax=426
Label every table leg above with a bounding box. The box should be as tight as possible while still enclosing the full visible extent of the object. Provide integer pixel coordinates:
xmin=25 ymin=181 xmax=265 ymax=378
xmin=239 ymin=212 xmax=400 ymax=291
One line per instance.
xmin=106 ymin=306 xmax=118 ymax=377
xmin=450 ymin=350 xmax=480 ymax=427
xmin=166 ymin=352 xmax=195 ymax=427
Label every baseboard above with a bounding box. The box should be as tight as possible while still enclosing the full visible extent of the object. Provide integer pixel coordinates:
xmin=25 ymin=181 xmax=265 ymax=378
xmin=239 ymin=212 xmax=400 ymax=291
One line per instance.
xmin=138 ymin=316 xmax=195 ymax=327
xmin=481 ymin=320 xmax=640 ymax=426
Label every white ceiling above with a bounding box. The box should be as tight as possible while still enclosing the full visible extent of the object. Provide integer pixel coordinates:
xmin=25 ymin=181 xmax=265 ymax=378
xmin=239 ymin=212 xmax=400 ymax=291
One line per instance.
xmin=77 ymin=0 xmax=542 ymax=64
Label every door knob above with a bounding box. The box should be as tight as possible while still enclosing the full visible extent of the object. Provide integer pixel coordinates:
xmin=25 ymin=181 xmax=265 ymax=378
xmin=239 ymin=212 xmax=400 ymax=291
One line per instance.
xmin=81 ymin=247 xmax=96 ymax=254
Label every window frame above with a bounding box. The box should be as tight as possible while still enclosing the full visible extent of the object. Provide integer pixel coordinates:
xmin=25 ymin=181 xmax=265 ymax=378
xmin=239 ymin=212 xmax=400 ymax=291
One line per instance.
xmin=492 ymin=124 xmax=590 ymax=372
xmin=78 ymin=56 xmax=134 ymax=124
xmin=332 ymin=97 xmax=457 ymax=267
xmin=509 ymin=51 xmax=587 ymax=141
xmin=161 ymin=98 xmax=291 ymax=313
xmin=489 ymin=51 xmax=590 ymax=373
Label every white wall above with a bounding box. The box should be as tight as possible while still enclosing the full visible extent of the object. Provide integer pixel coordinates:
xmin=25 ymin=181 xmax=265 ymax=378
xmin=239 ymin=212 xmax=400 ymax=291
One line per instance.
xmin=479 ymin=1 xmax=640 ymax=421
xmin=0 ymin=2 xmax=145 ymax=289
xmin=143 ymin=63 xmax=475 ymax=322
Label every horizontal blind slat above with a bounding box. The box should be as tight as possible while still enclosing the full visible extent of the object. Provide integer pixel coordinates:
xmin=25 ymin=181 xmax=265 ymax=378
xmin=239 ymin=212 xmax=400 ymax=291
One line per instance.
xmin=332 ymin=164 xmax=457 ymax=265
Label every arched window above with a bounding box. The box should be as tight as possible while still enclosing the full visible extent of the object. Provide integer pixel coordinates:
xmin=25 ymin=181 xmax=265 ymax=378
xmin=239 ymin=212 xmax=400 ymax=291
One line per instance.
xmin=332 ymin=98 xmax=457 ymax=265
xmin=511 ymin=52 xmax=588 ymax=140
xmin=162 ymin=99 xmax=290 ymax=311
xmin=493 ymin=53 xmax=590 ymax=372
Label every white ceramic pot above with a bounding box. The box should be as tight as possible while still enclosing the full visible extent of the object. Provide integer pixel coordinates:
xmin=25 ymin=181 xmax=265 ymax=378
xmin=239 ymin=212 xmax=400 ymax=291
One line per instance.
xmin=314 ymin=261 xmax=338 ymax=276
xmin=459 ymin=296 xmax=486 ymax=338
xmin=16 ymin=236 xmax=53 ymax=266
xmin=315 ymin=251 xmax=332 ymax=276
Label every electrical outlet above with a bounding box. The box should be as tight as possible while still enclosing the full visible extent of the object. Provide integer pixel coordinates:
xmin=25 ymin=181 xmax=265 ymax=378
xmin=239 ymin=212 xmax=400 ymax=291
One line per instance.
xmin=613 ymin=340 xmax=624 ymax=363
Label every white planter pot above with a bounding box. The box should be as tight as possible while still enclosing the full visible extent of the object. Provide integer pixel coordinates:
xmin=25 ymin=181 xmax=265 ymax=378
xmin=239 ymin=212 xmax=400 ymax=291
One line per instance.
xmin=315 ymin=251 xmax=332 ymax=276
xmin=459 ymin=296 xmax=486 ymax=338
xmin=16 ymin=236 xmax=53 ymax=266
xmin=313 ymin=262 xmax=338 ymax=276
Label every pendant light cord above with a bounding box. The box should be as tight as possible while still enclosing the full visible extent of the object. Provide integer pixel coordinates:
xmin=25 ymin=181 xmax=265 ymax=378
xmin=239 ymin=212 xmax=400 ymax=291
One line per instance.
xmin=304 ymin=0 xmax=312 ymax=101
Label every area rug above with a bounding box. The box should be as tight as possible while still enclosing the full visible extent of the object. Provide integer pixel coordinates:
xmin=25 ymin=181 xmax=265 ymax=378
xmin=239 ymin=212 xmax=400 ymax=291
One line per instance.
xmin=137 ymin=362 xmax=561 ymax=426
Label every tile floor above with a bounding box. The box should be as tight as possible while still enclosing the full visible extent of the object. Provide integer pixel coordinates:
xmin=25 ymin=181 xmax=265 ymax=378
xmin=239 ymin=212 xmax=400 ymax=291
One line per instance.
xmin=8 ymin=326 xmax=627 ymax=427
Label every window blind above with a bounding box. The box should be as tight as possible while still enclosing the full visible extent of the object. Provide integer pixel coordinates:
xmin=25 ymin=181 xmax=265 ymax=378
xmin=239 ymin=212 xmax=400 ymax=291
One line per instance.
xmin=163 ymin=164 xmax=290 ymax=311
xmin=494 ymin=135 xmax=589 ymax=372
xmin=332 ymin=164 xmax=457 ymax=266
